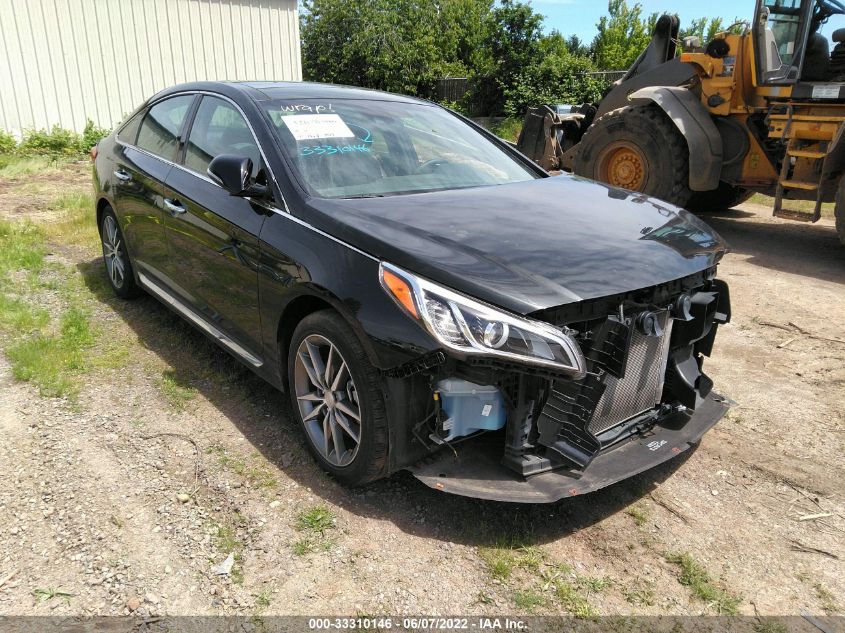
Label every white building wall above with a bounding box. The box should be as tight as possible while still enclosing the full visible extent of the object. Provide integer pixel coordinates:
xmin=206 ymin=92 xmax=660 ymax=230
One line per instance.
xmin=0 ymin=0 xmax=302 ymax=135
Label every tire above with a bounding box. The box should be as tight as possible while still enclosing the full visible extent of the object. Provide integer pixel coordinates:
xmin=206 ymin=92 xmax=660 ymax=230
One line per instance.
xmin=287 ymin=310 xmax=389 ymax=486
xmin=574 ymin=105 xmax=693 ymax=207
xmin=835 ymin=177 xmax=845 ymax=246
xmin=99 ymin=207 xmax=141 ymax=299
xmin=686 ymin=182 xmax=754 ymax=212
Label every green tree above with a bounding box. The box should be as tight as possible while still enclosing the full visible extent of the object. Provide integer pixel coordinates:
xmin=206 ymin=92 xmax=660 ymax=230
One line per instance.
xmin=591 ymin=0 xmax=658 ymax=70
xmin=476 ymin=0 xmax=546 ymax=114
xmin=679 ymin=16 xmax=746 ymax=46
xmin=300 ymin=0 xmax=481 ymax=97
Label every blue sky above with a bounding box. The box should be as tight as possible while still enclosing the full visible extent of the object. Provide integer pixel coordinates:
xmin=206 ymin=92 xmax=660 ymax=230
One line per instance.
xmin=531 ymin=0 xmax=745 ymax=43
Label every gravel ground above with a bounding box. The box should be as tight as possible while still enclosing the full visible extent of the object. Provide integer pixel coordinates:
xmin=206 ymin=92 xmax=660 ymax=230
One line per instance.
xmin=0 ymin=163 xmax=842 ymax=620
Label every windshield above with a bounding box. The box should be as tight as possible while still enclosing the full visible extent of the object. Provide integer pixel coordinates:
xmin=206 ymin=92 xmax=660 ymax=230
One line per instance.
xmin=263 ymin=99 xmax=538 ymax=198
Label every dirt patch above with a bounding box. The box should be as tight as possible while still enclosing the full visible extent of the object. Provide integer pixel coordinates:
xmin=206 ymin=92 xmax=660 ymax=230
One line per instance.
xmin=0 ymin=166 xmax=842 ymax=618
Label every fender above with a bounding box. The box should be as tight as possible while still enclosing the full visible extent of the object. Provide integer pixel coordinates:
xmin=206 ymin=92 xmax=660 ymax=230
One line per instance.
xmin=628 ymin=86 xmax=723 ymax=192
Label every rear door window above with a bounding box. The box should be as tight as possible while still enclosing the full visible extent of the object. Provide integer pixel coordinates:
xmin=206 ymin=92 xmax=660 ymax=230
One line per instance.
xmin=136 ymin=95 xmax=195 ymax=162
xmin=184 ymin=96 xmax=261 ymax=178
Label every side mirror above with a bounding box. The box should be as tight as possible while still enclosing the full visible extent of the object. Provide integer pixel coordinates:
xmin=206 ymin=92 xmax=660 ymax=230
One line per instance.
xmin=207 ymin=154 xmax=268 ymax=198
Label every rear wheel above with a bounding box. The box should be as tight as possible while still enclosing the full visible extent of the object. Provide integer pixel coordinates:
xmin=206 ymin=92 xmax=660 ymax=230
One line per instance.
xmin=287 ymin=310 xmax=389 ymax=486
xmin=834 ymin=177 xmax=845 ymax=245
xmin=99 ymin=207 xmax=140 ymax=299
xmin=686 ymin=182 xmax=754 ymax=212
xmin=574 ymin=105 xmax=693 ymax=207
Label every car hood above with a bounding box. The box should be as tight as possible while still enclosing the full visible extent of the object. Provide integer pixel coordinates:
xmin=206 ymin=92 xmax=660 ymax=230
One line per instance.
xmin=302 ymin=175 xmax=728 ymax=315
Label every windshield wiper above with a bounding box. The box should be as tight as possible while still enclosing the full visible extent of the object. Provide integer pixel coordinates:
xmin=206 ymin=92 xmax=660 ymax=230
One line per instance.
xmin=340 ymin=193 xmax=388 ymax=199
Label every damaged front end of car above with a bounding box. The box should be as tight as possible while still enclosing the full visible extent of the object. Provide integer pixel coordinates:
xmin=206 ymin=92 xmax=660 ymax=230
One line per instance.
xmin=381 ymin=262 xmax=731 ymax=503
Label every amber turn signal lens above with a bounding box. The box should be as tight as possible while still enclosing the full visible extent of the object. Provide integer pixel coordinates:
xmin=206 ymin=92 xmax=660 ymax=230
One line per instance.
xmin=89 ymin=145 xmax=98 ymax=161
xmin=382 ymin=269 xmax=418 ymax=318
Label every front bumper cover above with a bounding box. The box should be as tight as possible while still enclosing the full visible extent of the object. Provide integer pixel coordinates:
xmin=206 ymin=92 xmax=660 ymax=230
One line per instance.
xmin=408 ymin=392 xmax=730 ymax=503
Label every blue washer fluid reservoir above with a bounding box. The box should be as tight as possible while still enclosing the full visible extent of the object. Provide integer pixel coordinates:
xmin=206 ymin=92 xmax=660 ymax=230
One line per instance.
xmin=436 ymin=379 xmax=506 ymax=442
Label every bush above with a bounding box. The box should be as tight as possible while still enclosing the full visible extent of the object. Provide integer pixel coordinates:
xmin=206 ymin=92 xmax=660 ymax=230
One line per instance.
xmin=19 ymin=125 xmax=83 ymax=155
xmin=5 ymin=119 xmax=109 ymax=157
xmin=81 ymin=119 xmax=110 ymax=152
xmin=0 ymin=130 xmax=16 ymax=154
xmin=502 ymin=53 xmax=608 ymax=117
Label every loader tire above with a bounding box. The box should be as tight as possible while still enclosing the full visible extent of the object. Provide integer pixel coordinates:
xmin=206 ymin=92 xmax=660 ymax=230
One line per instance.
xmin=834 ymin=177 xmax=845 ymax=246
xmin=574 ymin=105 xmax=693 ymax=208
xmin=686 ymin=182 xmax=754 ymax=212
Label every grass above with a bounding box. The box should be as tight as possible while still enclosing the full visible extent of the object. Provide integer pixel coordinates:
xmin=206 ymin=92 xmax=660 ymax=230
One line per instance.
xmin=292 ymin=504 xmax=337 ymax=556
xmin=0 ymin=212 xmax=123 ymax=399
xmin=625 ymin=503 xmax=650 ymax=527
xmin=489 ymin=117 xmax=523 ymax=143
xmin=554 ymin=580 xmax=597 ymax=619
xmin=513 ymin=589 xmax=547 ymax=611
xmin=256 ymin=589 xmax=272 ymax=609
xmin=814 ymin=582 xmax=840 ymax=613
xmin=206 ymin=445 xmax=277 ymax=489
xmin=6 ymin=305 xmax=93 ymax=398
xmin=753 ymin=620 xmax=789 ymax=633
xmin=157 ymin=369 xmax=198 ymax=410
xmin=295 ymin=504 xmax=335 ymax=533
xmin=666 ymin=552 xmax=742 ymax=615
xmin=0 ymin=155 xmax=76 ymax=179
xmin=478 ymin=544 xmax=545 ymax=582
xmin=42 ymin=192 xmax=99 ymax=252
xmin=622 ymin=580 xmax=656 ymax=607
xmin=748 ymin=193 xmax=834 ymax=218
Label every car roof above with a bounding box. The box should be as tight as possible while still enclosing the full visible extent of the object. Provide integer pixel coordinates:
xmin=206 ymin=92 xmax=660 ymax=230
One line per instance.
xmin=153 ymin=80 xmax=428 ymax=106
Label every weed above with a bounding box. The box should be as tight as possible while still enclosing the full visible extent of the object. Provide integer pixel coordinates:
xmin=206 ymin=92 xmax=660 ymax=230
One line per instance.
xmin=33 ymin=587 xmax=74 ymax=603
xmin=752 ymin=620 xmax=789 ymax=633
xmin=291 ymin=539 xmax=313 ymax=556
xmin=109 ymin=515 xmax=124 ymax=528
xmin=479 ymin=541 xmax=547 ymax=582
xmin=157 ymin=369 xmax=197 ymax=409
xmin=0 ymin=219 xmax=45 ymax=277
xmin=814 ymin=582 xmax=840 ymax=613
xmin=554 ymin=580 xmax=597 ymax=619
xmin=513 ymin=589 xmax=547 ymax=611
xmin=6 ymin=306 xmax=94 ymax=398
xmin=625 ymin=503 xmax=650 ymax=526
xmin=622 ymin=580 xmax=656 ymax=606
xmin=578 ymin=576 xmax=612 ymax=593
xmin=474 ymin=591 xmax=495 ymax=605
xmin=214 ymin=524 xmax=241 ymax=554
xmin=256 ymin=589 xmax=272 ymax=609
xmin=207 ymin=445 xmax=277 ymax=489
xmin=291 ymin=504 xmax=336 ymax=556
xmin=295 ymin=505 xmax=335 ymax=533
xmin=666 ymin=552 xmax=742 ymax=615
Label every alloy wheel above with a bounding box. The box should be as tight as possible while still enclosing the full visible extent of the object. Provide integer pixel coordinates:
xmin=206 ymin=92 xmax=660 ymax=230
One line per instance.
xmin=293 ymin=334 xmax=362 ymax=467
xmin=102 ymin=215 xmax=125 ymax=289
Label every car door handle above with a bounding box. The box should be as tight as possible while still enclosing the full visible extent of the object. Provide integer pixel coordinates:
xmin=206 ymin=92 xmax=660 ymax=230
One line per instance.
xmin=163 ymin=198 xmax=186 ymax=216
xmin=113 ymin=169 xmax=131 ymax=182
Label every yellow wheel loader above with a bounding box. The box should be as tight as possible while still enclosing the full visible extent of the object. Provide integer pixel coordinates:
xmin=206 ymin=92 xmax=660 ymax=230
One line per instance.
xmin=516 ymin=0 xmax=845 ymax=244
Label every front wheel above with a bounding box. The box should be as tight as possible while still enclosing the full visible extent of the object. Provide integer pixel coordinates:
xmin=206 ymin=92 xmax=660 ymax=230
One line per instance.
xmin=574 ymin=105 xmax=693 ymax=207
xmin=287 ymin=310 xmax=389 ymax=486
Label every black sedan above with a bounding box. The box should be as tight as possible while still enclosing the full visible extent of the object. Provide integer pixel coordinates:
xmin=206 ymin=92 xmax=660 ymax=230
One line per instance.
xmin=92 ymin=81 xmax=732 ymax=503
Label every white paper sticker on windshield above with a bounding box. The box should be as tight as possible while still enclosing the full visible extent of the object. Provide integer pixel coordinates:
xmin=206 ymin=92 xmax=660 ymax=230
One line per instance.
xmin=281 ymin=114 xmax=355 ymax=141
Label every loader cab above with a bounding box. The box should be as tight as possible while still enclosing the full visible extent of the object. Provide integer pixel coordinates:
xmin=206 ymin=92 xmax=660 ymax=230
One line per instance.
xmin=754 ymin=0 xmax=845 ymax=85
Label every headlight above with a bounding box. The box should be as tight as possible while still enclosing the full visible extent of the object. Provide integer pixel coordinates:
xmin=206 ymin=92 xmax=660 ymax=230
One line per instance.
xmin=379 ymin=262 xmax=586 ymax=378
